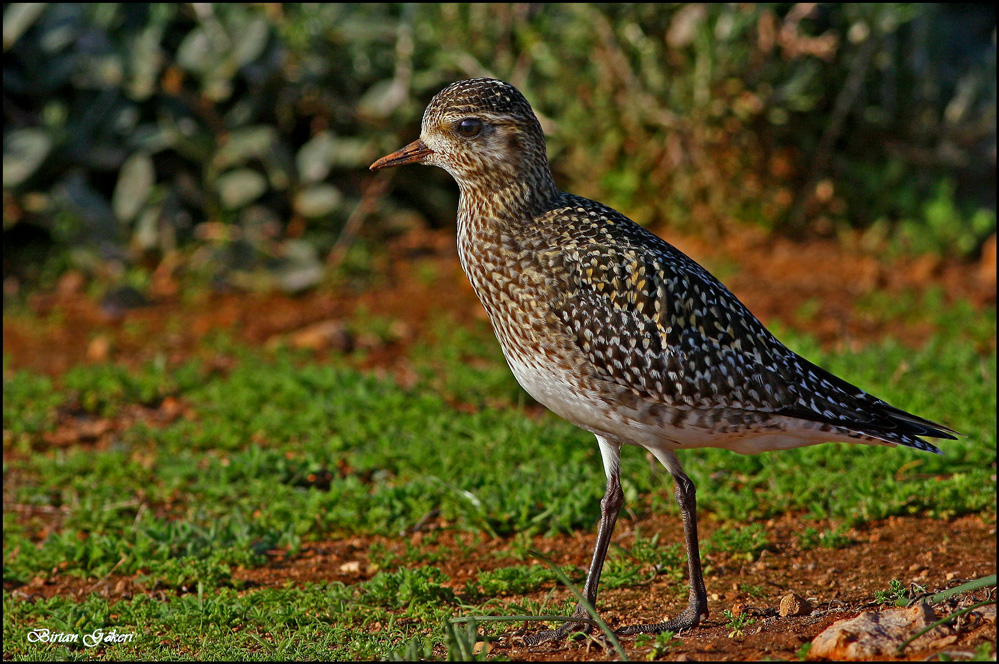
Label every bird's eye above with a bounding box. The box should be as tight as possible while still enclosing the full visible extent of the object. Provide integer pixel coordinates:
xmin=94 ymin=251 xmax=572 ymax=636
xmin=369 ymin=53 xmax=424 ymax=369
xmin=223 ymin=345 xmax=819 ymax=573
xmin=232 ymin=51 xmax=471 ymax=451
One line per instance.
xmin=456 ymin=118 xmax=483 ymax=138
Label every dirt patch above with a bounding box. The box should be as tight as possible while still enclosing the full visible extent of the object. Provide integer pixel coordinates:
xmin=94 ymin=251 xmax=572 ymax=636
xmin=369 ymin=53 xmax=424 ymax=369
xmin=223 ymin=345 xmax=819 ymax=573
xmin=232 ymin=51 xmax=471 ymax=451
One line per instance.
xmin=236 ymin=514 xmax=995 ymax=661
xmin=3 ymin=226 xmax=995 ymax=379
xmin=474 ymin=513 xmax=995 ymax=661
xmin=8 ymin=513 xmax=993 ymax=660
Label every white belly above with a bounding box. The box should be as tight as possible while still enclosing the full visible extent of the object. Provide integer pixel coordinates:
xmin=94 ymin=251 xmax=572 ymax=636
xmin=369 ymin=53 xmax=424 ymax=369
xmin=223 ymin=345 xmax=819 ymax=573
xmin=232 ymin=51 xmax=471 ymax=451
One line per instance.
xmin=504 ymin=343 xmax=887 ymax=456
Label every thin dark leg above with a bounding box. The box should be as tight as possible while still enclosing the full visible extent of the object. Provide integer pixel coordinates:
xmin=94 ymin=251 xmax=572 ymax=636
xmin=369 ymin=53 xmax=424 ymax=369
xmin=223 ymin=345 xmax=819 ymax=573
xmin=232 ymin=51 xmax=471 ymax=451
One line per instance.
xmin=522 ymin=468 xmax=624 ymax=645
xmin=617 ymin=469 xmax=709 ymax=635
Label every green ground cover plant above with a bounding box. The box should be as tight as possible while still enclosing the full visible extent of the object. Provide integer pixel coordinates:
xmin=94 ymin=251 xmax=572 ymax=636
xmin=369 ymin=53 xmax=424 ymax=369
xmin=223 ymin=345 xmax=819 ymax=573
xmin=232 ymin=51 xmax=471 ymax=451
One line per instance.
xmin=3 ymin=298 xmax=995 ymax=659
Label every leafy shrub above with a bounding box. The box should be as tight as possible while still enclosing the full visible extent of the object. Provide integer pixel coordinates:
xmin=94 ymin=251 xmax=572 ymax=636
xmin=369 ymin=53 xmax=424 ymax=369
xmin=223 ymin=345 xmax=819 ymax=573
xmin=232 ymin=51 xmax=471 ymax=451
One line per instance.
xmin=3 ymin=4 xmax=994 ymax=292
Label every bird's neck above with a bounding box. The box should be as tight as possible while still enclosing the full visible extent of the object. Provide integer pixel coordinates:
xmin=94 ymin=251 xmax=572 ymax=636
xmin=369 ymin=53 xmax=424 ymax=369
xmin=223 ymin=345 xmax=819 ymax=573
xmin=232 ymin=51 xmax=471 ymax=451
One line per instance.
xmin=455 ymin=165 xmax=561 ymax=234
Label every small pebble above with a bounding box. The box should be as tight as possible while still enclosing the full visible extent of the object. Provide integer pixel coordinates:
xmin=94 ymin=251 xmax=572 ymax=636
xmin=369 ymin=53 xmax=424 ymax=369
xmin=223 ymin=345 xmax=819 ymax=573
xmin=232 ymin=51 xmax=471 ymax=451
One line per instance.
xmin=779 ymin=592 xmax=812 ymax=617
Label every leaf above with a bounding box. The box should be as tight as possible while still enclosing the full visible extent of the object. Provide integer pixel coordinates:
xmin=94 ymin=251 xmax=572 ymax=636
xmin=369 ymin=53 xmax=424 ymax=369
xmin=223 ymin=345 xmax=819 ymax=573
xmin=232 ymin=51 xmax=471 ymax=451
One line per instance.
xmin=296 ymin=132 xmax=336 ymax=183
xmin=357 ymin=79 xmax=407 ymax=119
xmin=126 ymin=24 xmax=167 ymax=100
xmin=112 ymin=152 xmax=155 ymax=222
xmin=232 ymin=15 xmax=269 ymax=67
xmin=326 ymin=137 xmax=372 ymax=169
xmin=3 ymin=3 xmax=48 ymax=50
xmin=276 ymin=240 xmax=324 ymax=293
xmin=293 ymin=184 xmax=343 ymax=218
xmin=3 ymin=128 xmax=52 ymax=188
xmin=296 ymin=133 xmax=374 ymax=178
xmin=217 ymin=169 xmax=268 ymax=209
xmin=132 ymin=204 xmax=162 ymax=251
xmin=176 ymin=27 xmax=214 ymax=75
xmin=214 ymin=127 xmax=279 ymax=170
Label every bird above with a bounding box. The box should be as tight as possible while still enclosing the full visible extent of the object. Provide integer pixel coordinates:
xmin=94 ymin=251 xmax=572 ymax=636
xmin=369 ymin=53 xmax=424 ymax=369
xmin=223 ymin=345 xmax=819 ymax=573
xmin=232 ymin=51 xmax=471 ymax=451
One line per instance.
xmin=369 ymin=78 xmax=957 ymax=644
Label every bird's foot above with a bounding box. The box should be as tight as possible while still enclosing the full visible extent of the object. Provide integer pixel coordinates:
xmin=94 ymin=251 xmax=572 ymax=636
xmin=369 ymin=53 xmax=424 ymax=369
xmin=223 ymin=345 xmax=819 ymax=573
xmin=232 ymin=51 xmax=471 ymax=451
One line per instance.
xmin=616 ymin=602 xmax=708 ymax=636
xmin=517 ymin=608 xmax=595 ymax=646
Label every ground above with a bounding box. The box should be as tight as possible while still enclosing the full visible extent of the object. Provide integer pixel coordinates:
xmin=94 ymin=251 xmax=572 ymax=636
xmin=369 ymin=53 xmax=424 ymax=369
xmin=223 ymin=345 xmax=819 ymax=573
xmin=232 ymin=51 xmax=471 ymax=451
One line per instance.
xmin=3 ymin=223 xmax=997 ymax=661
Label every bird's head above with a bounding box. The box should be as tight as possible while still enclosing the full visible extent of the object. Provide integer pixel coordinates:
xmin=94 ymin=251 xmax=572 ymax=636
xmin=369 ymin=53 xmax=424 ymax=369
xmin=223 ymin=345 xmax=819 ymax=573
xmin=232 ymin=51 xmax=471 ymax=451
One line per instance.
xmin=371 ymin=78 xmax=556 ymax=204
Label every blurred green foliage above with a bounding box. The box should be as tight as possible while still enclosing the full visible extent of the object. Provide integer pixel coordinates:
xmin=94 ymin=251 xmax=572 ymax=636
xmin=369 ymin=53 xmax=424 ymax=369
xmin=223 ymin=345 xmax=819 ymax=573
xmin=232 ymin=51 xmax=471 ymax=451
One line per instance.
xmin=3 ymin=4 xmax=995 ymax=292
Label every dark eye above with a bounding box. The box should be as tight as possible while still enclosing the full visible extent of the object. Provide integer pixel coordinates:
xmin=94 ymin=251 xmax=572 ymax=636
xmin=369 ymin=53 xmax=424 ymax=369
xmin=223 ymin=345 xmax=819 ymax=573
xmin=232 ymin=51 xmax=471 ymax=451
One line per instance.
xmin=456 ymin=118 xmax=483 ymax=138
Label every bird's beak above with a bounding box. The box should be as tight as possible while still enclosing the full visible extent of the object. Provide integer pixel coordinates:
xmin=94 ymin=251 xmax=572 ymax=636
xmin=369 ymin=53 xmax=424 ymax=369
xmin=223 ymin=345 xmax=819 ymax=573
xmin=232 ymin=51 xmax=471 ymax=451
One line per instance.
xmin=369 ymin=139 xmax=434 ymax=171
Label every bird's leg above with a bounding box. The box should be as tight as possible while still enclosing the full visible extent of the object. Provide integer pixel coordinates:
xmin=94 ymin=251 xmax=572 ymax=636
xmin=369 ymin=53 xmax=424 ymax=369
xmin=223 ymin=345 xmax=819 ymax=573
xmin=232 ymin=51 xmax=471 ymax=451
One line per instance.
xmin=522 ymin=437 xmax=624 ymax=646
xmin=618 ymin=463 xmax=708 ymax=635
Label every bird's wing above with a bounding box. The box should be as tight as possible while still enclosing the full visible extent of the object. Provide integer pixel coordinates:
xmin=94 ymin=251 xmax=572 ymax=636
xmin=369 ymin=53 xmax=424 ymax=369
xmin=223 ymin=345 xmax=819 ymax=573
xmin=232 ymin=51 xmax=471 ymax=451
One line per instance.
xmin=537 ymin=198 xmax=955 ymax=449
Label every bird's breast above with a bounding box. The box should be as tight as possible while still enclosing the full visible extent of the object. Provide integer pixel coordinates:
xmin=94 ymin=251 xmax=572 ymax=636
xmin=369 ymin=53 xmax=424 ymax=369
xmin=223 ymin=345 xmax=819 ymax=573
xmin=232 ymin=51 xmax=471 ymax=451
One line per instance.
xmin=456 ymin=215 xmax=552 ymax=358
xmin=456 ymin=213 xmax=601 ymax=411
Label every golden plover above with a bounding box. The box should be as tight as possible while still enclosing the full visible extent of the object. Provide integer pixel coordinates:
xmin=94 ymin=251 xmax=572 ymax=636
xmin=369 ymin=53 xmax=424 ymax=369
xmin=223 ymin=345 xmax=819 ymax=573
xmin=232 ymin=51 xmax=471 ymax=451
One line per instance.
xmin=370 ymin=78 xmax=956 ymax=643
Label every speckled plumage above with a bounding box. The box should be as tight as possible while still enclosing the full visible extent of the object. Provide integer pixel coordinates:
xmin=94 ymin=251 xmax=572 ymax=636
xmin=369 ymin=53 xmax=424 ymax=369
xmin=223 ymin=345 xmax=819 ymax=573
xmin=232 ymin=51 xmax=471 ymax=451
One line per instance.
xmin=371 ymin=78 xmax=956 ymax=642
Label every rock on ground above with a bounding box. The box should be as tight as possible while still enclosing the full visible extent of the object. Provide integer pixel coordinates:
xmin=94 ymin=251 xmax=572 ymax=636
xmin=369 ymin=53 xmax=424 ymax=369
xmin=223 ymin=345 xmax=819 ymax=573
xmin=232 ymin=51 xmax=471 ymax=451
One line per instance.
xmin=809 ymin=603 xmax=948 ymax=660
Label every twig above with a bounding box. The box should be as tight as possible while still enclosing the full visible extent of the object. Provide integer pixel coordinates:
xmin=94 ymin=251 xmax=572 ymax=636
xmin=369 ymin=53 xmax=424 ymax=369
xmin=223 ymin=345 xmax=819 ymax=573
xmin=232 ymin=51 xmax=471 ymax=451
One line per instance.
xmin=326 ymin=172 xmax=391 ymax=268
xmin=133 ymin=501 xmax=148 ymax=528
xmin=86 ymin=554 xmax=129 ymax=594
